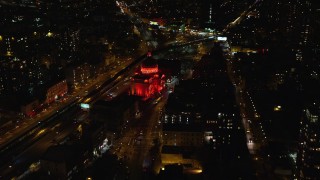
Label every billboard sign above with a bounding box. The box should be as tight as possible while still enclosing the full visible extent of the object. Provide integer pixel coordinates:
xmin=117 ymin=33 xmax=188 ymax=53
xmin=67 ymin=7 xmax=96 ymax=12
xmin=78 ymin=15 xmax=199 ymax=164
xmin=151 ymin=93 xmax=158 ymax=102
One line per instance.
xmin=80 ymin=103 xmax=90 ymax=110
xmin=217 ymin=36 xmax=227 ymax=41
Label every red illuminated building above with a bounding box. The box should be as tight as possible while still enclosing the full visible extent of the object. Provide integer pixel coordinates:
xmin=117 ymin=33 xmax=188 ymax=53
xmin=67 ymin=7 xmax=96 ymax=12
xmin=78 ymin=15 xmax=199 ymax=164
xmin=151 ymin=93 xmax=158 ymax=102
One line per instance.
xmin=21 ymin=99 xmax=39 ymax=117
xmin=129 ymin=57 xmax=165 ymax=99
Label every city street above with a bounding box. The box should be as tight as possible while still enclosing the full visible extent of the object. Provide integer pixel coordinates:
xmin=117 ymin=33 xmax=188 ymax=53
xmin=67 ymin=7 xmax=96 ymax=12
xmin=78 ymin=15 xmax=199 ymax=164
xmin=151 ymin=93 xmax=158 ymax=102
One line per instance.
xmin=224 ymin=41 xmax=275 ymax=180
xmin=109 ymin=93 xmax=166 ymax=180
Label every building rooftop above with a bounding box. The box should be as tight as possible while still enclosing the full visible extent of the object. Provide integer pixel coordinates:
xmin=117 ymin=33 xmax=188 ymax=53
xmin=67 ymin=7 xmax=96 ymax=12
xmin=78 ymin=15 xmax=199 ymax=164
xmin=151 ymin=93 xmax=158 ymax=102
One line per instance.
xmin=161 ymin=145 xmax=195 ymax=155
xmin=41 ymin=144 xmax=83 ymax=164
xmin=94 ymin=94 xmax=139 ymax=110
xmin=163 ymin=124 xmax=204 ymax=132
xmin=165 ymin=79 xmax=237 ymax=116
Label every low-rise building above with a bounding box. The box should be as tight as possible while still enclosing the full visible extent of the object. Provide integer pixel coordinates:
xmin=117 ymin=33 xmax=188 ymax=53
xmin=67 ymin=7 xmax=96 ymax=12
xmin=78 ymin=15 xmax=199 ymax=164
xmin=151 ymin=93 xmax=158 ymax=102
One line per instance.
xmin=21 ymin=99 xmax=39 ymax=117
xmin=160 ymin=146 xmax=202 ymax=174
xmin=45 ymin=80 xmax=68 ymax=104
xmin=90 ymin=95 xmax=141 ymax=133
xmin=162 ymin=125 xmax=203 ymax=147
xmin=65 ymin=63 xmax=90 ymax=90
xmin=41 ymin=144 xmax=84 ymax=180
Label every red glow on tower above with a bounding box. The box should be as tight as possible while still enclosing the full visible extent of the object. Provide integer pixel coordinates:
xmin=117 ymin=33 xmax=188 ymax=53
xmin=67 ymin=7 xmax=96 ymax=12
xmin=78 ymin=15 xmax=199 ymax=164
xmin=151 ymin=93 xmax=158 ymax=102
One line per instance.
xmin=141 ymin=65 xmax=158 ymax=74
xmin=129 ymin=57 xmax=165 ymax=99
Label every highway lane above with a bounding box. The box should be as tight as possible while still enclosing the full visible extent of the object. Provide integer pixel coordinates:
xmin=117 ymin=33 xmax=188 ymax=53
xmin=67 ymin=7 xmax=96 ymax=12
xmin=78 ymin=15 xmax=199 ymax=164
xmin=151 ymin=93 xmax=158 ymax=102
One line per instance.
xmin=0 ymin=100 xmax=78 ymax=163
xmin=0 ymin=97 xmax=76 ymax=148
xmin=0 ymin=105 xmax=83 ymax=179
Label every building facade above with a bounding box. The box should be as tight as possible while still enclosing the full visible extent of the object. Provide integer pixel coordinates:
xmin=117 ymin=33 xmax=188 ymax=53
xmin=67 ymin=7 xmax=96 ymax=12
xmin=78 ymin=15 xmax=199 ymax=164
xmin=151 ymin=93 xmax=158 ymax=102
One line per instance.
xmin=129 ymin=57 xmax=165 ymax=99
xmin=297 ymin=104 xmax=320 ymax=179
xmin=45 ymin=80 xmax=68 ymax=104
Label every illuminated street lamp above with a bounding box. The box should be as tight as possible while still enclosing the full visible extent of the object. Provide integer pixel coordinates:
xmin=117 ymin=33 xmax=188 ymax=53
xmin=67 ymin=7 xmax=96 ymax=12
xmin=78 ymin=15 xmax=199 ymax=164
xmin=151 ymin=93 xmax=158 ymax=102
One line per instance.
xmin=274 ymin=105 xmax=282 ymax=111
xmin=47 ymin=31 xmax=53 ymax=37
